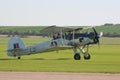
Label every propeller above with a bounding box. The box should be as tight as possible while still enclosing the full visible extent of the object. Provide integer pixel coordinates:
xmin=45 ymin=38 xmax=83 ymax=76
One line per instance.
xmin=92 ymin=27 xmax=99 ymax=44
xmin=92 ymin=27 xmax=103 ymax=47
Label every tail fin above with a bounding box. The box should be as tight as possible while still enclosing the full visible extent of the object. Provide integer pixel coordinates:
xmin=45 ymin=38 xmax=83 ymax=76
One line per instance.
xmin=7 ymin=36 xmax=26 ymax=56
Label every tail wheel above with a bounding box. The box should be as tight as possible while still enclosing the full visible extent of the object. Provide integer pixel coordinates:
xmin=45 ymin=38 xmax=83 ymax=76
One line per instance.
xmin=18 ymin=57 xmax=21 ymax=59
xmin=74 ymin=53 xmax=81 ymax=60
xmin=84 ymin=53 xmax=91 ymax=60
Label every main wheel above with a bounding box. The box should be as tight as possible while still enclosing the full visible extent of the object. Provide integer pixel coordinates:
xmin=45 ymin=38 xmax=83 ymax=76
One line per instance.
xmin=84 ymin=53 xmax=91 ymax=60
xmin=74 ymin=53 xmax=81 ymax=60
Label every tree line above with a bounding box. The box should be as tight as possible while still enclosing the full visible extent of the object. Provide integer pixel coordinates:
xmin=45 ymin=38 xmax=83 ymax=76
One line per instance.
xmin=0 ymin=24 xmax=120 ymax=37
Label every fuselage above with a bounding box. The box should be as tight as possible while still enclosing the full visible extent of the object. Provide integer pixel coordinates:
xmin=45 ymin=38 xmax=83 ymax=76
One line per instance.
xmin=7 ymin=34 xmax=96 ymax=57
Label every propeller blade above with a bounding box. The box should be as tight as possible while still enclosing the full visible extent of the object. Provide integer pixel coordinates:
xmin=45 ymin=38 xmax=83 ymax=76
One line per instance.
xmin=92 ymin=27 xmax=103 ymax=48
xmin=92 ymin=27 xmax=99 ymax=44
xmin=92 ymin=27 xmax=98 ymax=35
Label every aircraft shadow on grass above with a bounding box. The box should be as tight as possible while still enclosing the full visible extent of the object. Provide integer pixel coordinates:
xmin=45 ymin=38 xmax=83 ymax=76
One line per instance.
xmin=0 ymin=58 xmax=16 ymax=60
xmin=32 ymin=58 xmax=72 ymax=60
xmin=0 ymin=58 xmax=72 ymax=60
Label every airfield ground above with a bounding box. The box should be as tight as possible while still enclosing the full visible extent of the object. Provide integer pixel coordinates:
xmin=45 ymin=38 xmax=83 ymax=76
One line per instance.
xmin=0 ymin=72 xmax=120 ymax=80
xmin=0 ymin=37 xmax=120 ymax=80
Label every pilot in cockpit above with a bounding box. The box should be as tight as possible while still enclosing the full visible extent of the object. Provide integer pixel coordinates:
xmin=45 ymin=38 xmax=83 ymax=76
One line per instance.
xmin=51 ymin=33 xmax=60 ymax=46
xmin=53 ymin=33 xmax=60 ymax=40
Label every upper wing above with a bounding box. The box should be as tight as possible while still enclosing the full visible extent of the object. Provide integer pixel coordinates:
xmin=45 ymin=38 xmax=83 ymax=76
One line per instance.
xmin=40 ymin=26 xmax=83 ymax=34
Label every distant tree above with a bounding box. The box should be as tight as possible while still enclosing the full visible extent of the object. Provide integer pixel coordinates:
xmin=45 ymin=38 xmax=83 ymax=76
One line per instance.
xmin=115 ymin=24 xmax=120 ymax=26
xmin=31 ymin=31 xmax=36 ymax=35
xmin=104 ymin=23 xmax=114 ymax=26
xmin=20 ymin=32 xmax=26 ymax=37
xmin=14 ymin=30 xmax=19 ymax=35
xmin=8 ymin=30 xmax=13 ymax=37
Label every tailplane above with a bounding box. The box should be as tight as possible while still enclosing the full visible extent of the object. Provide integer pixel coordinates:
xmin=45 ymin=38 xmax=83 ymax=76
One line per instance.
xmin=7 ymin=36 xmax=26 ymax=57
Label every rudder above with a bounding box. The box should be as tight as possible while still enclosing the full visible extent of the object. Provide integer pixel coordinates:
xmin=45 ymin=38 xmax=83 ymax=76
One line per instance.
xmin=7 ymin=36 xmax=26 ymax=56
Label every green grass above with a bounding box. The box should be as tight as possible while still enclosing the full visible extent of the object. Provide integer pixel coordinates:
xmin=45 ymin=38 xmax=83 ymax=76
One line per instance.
xmin=0 ymin=37 xmax=120 ymax=73
xmin=100 ymin=37 xmax=120 ymax=45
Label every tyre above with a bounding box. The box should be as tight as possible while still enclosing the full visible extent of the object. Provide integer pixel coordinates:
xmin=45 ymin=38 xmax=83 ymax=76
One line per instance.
xmin=84 ymin=53 xmax=91 ymax=60
xmin=74 ymin=53 xmax=81 ymax=60
xmin=18 ymin=57 xmax=21 ymax=59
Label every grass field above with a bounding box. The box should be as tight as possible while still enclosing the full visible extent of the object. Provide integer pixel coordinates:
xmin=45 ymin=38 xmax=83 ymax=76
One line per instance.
xmin=0 ymin=37 xmax=120 ymax=73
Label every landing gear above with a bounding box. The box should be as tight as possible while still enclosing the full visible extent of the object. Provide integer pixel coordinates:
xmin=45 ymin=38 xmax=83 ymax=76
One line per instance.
xmin=73 ymin=47 xmax=81 ymax=60
xmin=74 ymin=53 xmax=81 ymax=60
xmin=84 ymin=53 xmax=91 ymax=60
xmin=73 ymin=45 xmax=91 ymax=60
xmin=18 ymin=57 xmax=21 ymax=59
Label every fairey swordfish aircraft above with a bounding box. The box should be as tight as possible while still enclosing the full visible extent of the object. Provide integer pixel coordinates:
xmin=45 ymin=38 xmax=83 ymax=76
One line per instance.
xmin=7 ymin=26 xmax=103 ymax=60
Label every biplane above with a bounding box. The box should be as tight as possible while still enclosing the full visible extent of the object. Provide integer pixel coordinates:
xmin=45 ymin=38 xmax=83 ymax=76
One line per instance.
xmin=7 ymin=26 xmax=103 ymax=60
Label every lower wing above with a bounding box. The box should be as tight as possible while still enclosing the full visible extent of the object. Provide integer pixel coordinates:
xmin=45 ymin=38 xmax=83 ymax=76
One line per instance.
xmin=42 ymin=46 xmax=73 ymax=53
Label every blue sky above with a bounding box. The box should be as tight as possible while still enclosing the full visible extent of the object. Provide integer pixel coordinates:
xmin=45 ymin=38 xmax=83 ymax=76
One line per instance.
xmin=0 ymin=0 xmax=120 ymax=26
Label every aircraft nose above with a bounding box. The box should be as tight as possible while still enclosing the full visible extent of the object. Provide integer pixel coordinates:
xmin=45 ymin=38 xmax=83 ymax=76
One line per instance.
xmin=99 ymin=32 xmax=103 ymax=38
